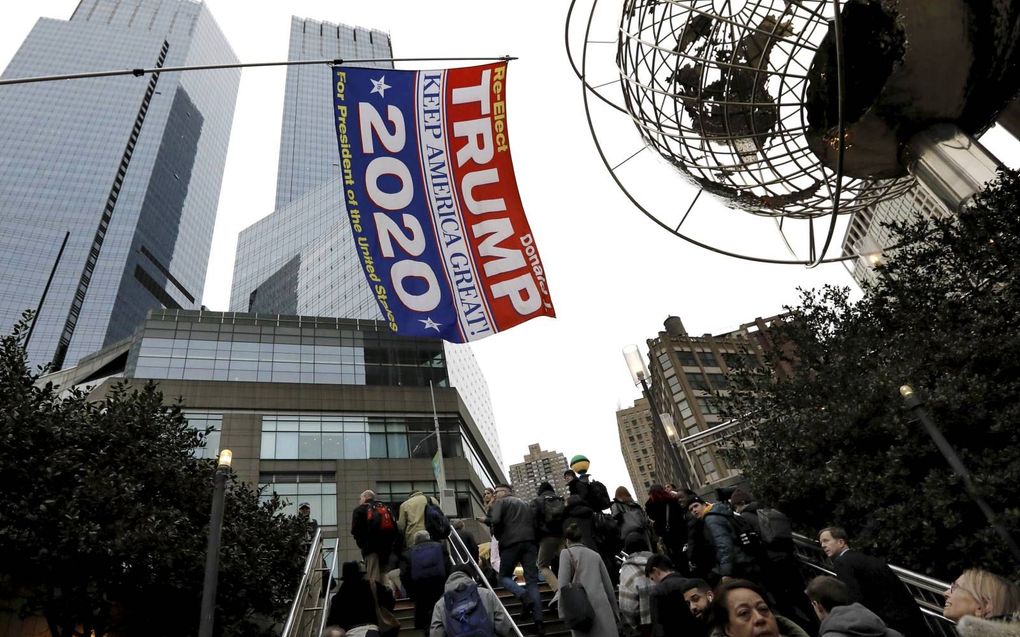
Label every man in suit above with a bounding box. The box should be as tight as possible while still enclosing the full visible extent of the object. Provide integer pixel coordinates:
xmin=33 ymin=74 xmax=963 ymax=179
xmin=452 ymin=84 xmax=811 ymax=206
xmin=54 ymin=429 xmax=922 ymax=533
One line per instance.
xmin=818 ymin=527 xmax=932 ymax=637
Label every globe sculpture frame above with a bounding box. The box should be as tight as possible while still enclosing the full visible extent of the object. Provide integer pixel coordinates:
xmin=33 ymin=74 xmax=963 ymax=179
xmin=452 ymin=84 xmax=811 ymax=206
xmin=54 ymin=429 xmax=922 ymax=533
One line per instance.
xmin=566 ymin=0 xmax=915 ymax=265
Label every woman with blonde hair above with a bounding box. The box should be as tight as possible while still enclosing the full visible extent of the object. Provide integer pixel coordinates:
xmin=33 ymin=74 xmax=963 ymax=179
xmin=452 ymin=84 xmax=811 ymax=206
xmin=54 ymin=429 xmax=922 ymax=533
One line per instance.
xmin=943 ymin=568 xmax=1020 ymax=621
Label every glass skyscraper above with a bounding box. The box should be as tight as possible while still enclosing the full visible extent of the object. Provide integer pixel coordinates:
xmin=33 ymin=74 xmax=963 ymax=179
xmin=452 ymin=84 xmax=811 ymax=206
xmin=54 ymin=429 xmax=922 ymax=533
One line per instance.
xmin=230 ymin=17 xmax=504 ymax=464
xmin=0 ymin=0 xmax=239 ymax=369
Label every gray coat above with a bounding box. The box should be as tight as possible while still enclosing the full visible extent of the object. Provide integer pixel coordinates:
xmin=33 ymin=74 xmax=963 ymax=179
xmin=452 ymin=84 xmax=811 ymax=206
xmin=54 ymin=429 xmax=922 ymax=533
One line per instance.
xmin=429 ymin=571 xmax=514 ymax=637
xmin=557 ymin=544 xmax=619 ymax=637
xmin=820 ymin=603 xmax=905 ymax=637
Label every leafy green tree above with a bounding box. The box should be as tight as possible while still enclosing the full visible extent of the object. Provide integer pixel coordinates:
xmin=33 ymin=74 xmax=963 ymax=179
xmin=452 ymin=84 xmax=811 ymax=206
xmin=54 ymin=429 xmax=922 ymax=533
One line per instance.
xmin=0 ymin=313 xmax=308 ymax=636
xmin=722 ymin=170 xmax=1020 ymax=581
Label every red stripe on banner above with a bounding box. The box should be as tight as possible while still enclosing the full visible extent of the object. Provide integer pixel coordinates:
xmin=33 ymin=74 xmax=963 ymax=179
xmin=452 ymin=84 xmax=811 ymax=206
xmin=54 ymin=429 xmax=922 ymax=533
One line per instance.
xmin=443 ymin=63 xmax=556 ymax=335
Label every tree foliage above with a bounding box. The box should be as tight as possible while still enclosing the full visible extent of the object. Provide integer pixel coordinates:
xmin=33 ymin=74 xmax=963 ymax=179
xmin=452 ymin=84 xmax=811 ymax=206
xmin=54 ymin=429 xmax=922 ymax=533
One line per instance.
xmin=721 ymin=169 xmax=1020 ymax=581
xmin=0 ymin=313 xmax=308 ymax=636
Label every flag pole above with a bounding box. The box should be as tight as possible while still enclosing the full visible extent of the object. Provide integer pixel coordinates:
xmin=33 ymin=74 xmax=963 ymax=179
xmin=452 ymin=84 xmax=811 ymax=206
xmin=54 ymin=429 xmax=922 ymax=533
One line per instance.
xmin=0 ymin=55 xmax=517 ymax=87
xmin=429 ymin=380 xmax=449 ymax=511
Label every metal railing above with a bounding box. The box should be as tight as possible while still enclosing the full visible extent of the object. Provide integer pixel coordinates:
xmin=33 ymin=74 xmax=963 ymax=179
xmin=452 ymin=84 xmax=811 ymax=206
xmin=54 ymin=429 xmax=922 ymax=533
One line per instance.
xmin=792 ymin=534 xmax=956 ymax=637
xmin=281 ymin=529 xmax=338 ymax=637
xmin=448 ymin=527 xmax=526 ymax=637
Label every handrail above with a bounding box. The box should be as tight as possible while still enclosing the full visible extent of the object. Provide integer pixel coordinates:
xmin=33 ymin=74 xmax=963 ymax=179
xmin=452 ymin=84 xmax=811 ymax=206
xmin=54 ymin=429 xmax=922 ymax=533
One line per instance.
xmin=316 ymin=539 xmax=340 ymax=637
xmin=448 ymin=528 xmax=526 ymax=637
xmin=282 ymin=528 xmax=323 ymax=637
xmin=791 ymin=533 xmax=957 ymax=637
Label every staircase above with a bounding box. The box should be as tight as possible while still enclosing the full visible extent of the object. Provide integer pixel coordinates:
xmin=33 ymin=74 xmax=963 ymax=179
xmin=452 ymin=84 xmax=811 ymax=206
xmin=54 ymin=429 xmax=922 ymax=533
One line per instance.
xmin=392 ymin=582 xmax=569 ymax=637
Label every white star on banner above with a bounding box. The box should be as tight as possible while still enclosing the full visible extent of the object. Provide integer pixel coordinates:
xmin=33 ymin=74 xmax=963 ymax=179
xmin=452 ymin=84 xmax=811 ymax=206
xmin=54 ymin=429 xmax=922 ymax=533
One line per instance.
xmin=419 ymin=317 xmax=442 ymax=332
xmin=370 ymin=76 xmax=391 ymax=98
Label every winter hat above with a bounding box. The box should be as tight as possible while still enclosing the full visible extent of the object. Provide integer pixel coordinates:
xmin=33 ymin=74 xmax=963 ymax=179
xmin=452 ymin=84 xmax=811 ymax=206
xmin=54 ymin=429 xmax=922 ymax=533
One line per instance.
xmin=569 ymin=454 xmax=590 ymax=475
xmin=730 ymin=488 xmax=753 ymax=507
xmin=538 ymin=481 xmax=555 ymax=494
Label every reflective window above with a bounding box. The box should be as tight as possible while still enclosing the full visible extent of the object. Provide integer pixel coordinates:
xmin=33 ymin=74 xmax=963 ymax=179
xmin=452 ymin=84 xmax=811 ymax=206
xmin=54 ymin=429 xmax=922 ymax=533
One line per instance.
xmin=185 ymin=411 xmax=222 ymax=459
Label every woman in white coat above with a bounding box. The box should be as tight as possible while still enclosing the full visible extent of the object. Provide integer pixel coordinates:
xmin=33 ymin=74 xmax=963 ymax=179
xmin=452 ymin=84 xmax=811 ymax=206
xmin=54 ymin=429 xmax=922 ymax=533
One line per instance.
xmin=558 ymin=521 xmax=620 ymax=637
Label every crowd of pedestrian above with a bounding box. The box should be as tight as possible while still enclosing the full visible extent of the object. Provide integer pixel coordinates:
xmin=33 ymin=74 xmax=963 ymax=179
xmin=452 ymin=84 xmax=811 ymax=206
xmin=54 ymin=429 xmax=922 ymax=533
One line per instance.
xmin=318 ymin=458 xmax=1020 ymax=637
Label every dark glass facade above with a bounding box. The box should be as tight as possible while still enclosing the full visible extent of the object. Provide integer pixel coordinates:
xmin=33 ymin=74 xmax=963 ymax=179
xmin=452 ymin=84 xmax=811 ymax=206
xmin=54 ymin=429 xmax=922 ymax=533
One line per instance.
xmin=0 ymin=0 xmax=239 ymax=369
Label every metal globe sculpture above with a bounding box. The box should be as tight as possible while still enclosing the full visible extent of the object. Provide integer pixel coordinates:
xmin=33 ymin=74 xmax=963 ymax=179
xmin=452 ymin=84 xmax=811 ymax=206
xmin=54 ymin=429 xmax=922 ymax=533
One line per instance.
xmin=569 ymin=0 xmax=1020 ymax=263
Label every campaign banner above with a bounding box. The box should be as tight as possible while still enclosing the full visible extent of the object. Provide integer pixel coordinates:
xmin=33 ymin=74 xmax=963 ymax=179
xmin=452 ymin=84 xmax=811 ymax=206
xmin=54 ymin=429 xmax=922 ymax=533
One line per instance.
xmin=332 ymin=63 xmax=555 ymax=343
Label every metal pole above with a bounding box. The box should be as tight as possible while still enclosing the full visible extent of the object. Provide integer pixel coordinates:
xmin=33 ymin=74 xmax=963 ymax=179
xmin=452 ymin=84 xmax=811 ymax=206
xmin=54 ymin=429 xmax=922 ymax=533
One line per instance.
xmin=639 ymin=376 xmax=692 ymax=488
xmin=198 ymin=466 xmax=228 ymax=637
xmin=0 ymin=56 xmax=517 ymax=87
xmin=25 ymin=231 xmax=70 ymax=349
xmin=900 ymin=386 xmax=1020 ymax=563
xmin=429 ymin=381 xmax=449 ymax=509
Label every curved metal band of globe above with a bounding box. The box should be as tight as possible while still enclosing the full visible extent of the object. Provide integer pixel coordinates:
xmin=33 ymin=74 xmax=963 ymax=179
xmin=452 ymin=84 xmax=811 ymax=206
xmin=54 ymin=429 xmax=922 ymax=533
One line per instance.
xmin=568 ymin=0 xmax=866 ymax=265
xmin=811 ymin=0 xmax=847 ymax=267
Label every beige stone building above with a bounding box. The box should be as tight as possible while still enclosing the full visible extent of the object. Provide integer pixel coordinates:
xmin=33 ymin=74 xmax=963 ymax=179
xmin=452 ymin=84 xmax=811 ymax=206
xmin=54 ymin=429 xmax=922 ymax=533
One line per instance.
xmin=508 ymin=443 xmax=568 ymax=501
xmin=615 ymin=397 xmax=685 ymax=503
xmin=645 ymin=314 xmax=790 ymax=491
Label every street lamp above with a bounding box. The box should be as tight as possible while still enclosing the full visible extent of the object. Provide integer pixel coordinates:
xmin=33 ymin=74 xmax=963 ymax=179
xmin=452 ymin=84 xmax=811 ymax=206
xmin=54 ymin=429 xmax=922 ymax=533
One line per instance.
xmin=198 ymin=448 xmax=232 ymax=637
xmin=899 ymin=385 xmax=1020 ymax=563
xmin=623 ymin=345 xmax=689 ymax=487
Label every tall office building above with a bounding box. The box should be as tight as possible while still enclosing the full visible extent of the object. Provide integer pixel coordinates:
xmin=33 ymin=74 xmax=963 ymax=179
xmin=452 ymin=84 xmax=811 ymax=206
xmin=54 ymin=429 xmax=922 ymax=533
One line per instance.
xmin=616 ymin=397 xmax=685 ymax=504
xmin=229 ymin=17 xmax=503 ymax=463
xmin=841 ymin=184 xmax=952 ymax=288
xmin=508 ymin=443 xmax=568 ymax=501
xmin=645 ymin=314 xmax=791 ymax=490
xmin=0 ymin=0 xmax=239 ymax=369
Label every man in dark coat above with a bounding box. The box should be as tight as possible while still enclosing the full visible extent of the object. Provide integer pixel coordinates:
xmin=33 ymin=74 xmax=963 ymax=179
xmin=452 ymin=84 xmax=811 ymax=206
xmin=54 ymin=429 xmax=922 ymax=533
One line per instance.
xmin=819 ymin=527 xmax=931 ymax=637
xmin=400 ymin=530 xmax=449 ymax=629
xmin=488 ymin=484 xmax=544 ymax=633
xmin=645 ymin=554 xmax=701 ymax=637
xmin=686 ymin=496 xmax=758 ymax=584
xmin=532 ymin=481 xmax=565 ymax=591
xmin=351 ymin=489 xmax=398 ymax=585
xmin=731 ymin=488 xmax=816 ymax=632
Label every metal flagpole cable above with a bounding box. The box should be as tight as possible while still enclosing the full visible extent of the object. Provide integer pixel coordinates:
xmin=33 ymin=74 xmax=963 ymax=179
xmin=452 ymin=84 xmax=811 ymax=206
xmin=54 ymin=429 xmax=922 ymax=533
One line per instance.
xmin=0 ymin=55 xmax=517 ymax=87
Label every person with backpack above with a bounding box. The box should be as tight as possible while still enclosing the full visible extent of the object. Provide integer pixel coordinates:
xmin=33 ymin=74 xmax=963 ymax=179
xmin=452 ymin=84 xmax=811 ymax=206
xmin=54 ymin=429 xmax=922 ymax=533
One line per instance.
xmin=487 ymin=484 xmax=544 ymax=634
xmin=731 ymin=488 xmax=817 ymax=632
xmin=644 ymin=484 xmax=689 ymax=571
xmin=532 ymin=481 xmax=566 ymax=592
xmin=399 ymin=490 xmax=449 ymax=550
xmin=685 ymin=495 xmax=760 ymax=585
xmin=429 ymin=565 xmax=514 ymax=637
xmin=352 ymin=490 xmax=399 ymax=585
xmin=612 ymin=486 xmax=653 ymax=549
xmin=402 ymin=530 xmax=451 ymax=630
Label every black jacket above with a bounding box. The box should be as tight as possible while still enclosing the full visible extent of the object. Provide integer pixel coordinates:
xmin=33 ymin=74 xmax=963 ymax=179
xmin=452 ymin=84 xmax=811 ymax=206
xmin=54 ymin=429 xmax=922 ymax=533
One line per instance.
xmin=488 ymin=495 xmax=537 ymax=547
xmin=650 ymin=572 xmax=704 ymax=637
xmin=533 ymin=490 xmax=566 ymax=538
xmin=645 ymin=497 xmax=687 ymax=553
xmin=327 ymin=577 xmax=395 ymax=630
xmin=832 ymin=550 xmax=932 ymax=637
xmin=738 ymin=501 xmax=795 ymax=560
xmin=351 ymin=499 xmax=397 ymax=556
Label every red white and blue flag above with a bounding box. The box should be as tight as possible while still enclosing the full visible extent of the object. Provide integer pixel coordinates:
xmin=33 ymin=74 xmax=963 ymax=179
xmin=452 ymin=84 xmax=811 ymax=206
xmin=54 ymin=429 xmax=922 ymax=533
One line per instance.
xmin=332 ymin=62 xmax=555 ymax=343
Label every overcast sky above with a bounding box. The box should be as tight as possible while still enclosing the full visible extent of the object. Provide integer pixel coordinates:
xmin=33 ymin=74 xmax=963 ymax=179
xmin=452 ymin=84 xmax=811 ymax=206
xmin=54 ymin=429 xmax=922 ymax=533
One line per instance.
xmin=3 ymin=2 xmax=1018 ymax=496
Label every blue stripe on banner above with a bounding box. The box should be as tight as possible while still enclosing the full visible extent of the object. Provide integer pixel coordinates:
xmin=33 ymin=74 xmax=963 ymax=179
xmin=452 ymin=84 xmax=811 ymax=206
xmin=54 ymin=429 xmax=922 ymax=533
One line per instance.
xmin=333 ymin=66 xmax=463 ymax=341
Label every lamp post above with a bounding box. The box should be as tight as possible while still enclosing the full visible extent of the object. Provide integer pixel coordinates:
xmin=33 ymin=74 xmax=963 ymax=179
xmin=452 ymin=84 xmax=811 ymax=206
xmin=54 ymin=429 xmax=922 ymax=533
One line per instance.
xmin=198 ymin=448 xmax=232 ymax=637
xmin=899 ymin=385 xmax=1020 ymax=563
xmin=623 ymin=345 xmax=689 ymax=487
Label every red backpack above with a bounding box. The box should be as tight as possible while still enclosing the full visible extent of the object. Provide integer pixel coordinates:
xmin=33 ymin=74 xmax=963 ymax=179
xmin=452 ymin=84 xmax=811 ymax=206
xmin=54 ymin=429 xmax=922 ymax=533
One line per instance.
xmin=366 ymin=501 xmax=396 ymax=534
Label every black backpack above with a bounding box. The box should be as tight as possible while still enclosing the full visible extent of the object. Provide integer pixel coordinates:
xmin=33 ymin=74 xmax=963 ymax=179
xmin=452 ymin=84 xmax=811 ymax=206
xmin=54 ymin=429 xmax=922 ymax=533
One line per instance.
xmin=726 ymin=510 xmax=763 ymax=555
xmin=756 ymin=508 xmax=793 ymax=546
xmin=425 ymin=498 xmax=452 ymax=540
xmin=587 ymin=480 xmax=611 ymax=511
xmin=542 ymin=494 xmax=566 ymax=527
